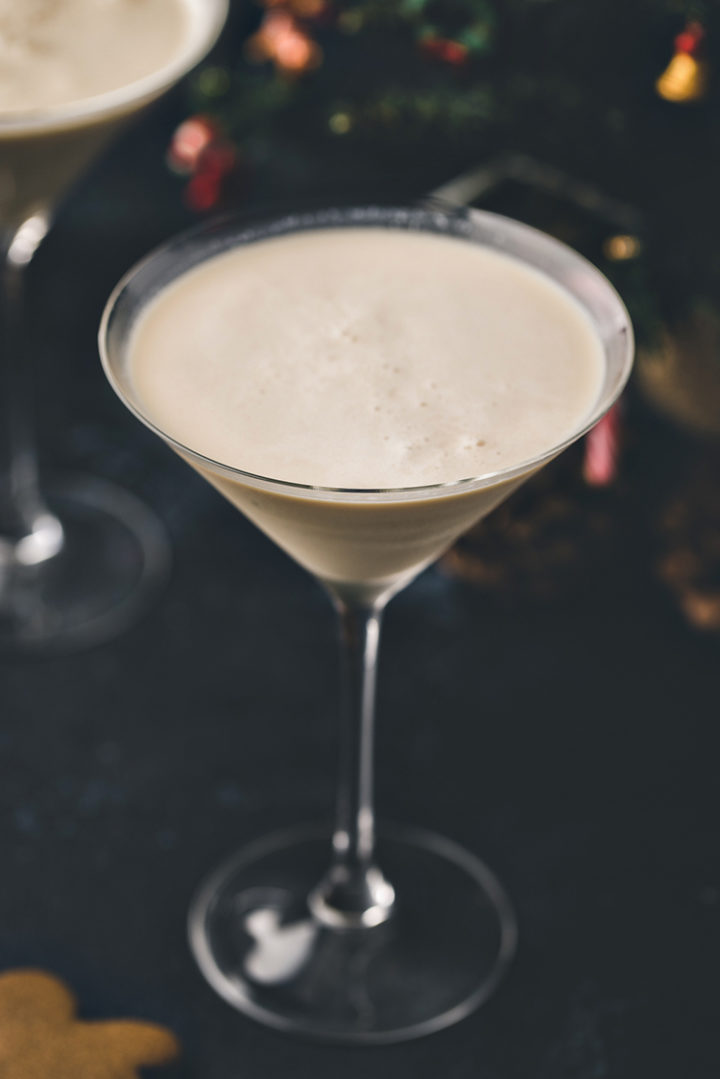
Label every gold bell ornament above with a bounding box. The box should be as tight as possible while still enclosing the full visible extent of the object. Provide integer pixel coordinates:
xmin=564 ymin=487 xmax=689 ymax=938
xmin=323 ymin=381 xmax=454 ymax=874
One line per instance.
xmin=656 ymin=21 xmax=709 ymax=103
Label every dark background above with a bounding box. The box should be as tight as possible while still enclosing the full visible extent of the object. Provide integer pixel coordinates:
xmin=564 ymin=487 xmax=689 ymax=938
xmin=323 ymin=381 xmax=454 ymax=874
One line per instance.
xmin=1 ymin=3 xmax=719 ymax=1076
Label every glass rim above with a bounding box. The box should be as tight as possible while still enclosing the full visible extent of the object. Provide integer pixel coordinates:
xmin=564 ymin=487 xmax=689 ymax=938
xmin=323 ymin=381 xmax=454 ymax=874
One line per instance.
xmin=99 ymin=203 xmax=635 ymax=503
xmin=0 ymin=0 xmax=229 ymax=135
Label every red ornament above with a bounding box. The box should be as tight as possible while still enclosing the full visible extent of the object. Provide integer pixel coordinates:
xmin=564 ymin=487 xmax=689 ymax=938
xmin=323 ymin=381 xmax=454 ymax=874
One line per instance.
xmin=197 ymin=140 xmax=237 ymax=180
xmin=182 ymin=138 xmax=237 ymax=212
xmin=185 ymin=172 xmax=222 ymax=212
xmin=420 ymin=36 xmax=469 ymax=66
xmin=583 ymin=403 xmax=622 ymax=487
xmin=167 ymin=116 xmax=219 ymax=175
xmin=674 ymin=21 xmax=705 ymax=57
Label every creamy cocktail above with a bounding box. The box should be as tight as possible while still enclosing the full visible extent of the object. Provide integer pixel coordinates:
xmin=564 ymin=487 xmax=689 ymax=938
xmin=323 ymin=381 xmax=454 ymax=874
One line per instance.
xmin=0 ymin=0 xmax=228 ymax=648
xmin=128 ymin=227 xmax=605 ymax=600
xmin=0 ymin=0 xmax=221 ymax=226
xmin=100 ymin=205 xmax=633 ymax=1042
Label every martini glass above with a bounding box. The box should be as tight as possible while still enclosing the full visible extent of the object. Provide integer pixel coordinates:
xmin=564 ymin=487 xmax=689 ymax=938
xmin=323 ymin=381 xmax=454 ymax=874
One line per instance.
xmin=99 ymin=205 xmax=633 ymax=1043
xmin=0 ymin=0 xmax=228 ymax=650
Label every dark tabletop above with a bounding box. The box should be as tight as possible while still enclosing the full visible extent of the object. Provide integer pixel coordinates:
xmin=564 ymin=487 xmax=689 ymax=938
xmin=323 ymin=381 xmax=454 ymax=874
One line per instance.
xmin=0 ymin=26 xmax=719 ymax=1079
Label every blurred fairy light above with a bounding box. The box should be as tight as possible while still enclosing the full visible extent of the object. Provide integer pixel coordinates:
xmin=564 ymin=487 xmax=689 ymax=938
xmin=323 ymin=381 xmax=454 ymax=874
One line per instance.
xmin=167 ymin=116 xmax=217 ymax=175
xmin=329 ymin=111 xmax=352 ymax=134
xmin=246 ymin=10 xmax=322 ymax=75
xmin=603 ymin=234 xmax=642 ymax=261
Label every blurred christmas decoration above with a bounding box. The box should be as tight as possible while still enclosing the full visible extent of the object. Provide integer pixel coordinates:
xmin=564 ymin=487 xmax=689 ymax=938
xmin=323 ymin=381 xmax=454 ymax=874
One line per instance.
xmin=167 ymin=115 xmax=219 ymax=174
xmin=176 ymin=0 xmax=502 ymax=214
xmin=583 ymin=405 xmax=622 ymax=487
xmin=657 ymin=456 xmax=720 ymax=631
xmin=246 ymin=7 xmax=323 ymax=75
xmin=179 ymin=1 xmax=718 ymax=203
xmin=172 ymin=0 xmax=720 ymax=422
xmin=168 ymin=114 xmax=238 ymax=211
xmin=419 ymin=35 xmax=469 ymax=65
xmin=637 ymin=302 xmax=720 ymax=438
xmin=603 ymin=234 xmax=643 ymax=262
xmin=166 ymin=0 xmax=720 ymax=620
xmin=415 ymin=0 xmax=495 ymax=65
xmin=656 ymin=20 xmax=709 ymax=102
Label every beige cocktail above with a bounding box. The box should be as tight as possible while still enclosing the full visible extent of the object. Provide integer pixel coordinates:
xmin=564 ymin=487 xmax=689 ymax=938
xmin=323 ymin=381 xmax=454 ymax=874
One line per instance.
xmin=100 ymin=205 xmax=633 ymax=1042
xmin=128 ymin=227 xmax=605 ymax=602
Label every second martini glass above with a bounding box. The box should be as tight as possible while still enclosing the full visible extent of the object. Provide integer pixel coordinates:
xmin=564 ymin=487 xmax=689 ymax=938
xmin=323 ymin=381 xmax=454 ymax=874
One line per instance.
xmin=100 ymin=205 xmax=633 ymax=1043
xmin=0 ymin=0 xmax=228 ymax=649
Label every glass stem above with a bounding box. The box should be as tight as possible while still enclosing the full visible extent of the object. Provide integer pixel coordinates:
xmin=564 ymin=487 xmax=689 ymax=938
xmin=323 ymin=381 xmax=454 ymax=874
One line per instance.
xmin=309 ymin=598 xmax=396 ymax=929
xmin=0 ymin=213 xmax=63 ymax=567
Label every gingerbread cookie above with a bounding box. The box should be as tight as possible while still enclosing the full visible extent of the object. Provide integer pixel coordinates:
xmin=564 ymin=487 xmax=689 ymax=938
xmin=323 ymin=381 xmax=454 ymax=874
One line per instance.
xmin=0 ymin=969 xmax=180 ymax=1078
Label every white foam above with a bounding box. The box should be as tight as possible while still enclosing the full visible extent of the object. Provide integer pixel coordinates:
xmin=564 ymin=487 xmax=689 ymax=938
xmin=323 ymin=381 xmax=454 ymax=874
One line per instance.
xmin=129 ymin=228 xmax=605 ymax=489
xmin=0 ymin=0 xmax=190 ymax=113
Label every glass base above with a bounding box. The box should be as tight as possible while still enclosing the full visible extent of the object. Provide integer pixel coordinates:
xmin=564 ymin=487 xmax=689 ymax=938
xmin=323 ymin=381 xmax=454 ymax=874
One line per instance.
xmin=189 ymin=825 xmax=517 ymax=1044
xmin=0 ymin=475 xmax=170 ymax=652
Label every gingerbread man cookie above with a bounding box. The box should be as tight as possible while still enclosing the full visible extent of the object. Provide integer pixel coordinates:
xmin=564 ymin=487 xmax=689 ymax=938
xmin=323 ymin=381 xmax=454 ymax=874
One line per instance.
xmin=0 ymin=969 xmax=180 ymax=1078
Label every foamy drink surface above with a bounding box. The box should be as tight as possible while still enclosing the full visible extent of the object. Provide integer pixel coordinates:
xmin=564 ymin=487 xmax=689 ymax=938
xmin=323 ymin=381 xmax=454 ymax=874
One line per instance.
xmin=128 ymin=228 xmax=605 ymax=491
xmin=0 ymin=0 xmax=190 ymax=114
